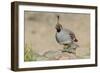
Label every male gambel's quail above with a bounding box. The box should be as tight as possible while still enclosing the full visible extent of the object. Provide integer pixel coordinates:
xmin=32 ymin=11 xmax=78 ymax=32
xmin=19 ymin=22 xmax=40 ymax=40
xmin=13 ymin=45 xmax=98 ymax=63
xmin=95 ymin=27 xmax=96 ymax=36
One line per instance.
xmin=55 ymin=16 xmax=78 ymax=53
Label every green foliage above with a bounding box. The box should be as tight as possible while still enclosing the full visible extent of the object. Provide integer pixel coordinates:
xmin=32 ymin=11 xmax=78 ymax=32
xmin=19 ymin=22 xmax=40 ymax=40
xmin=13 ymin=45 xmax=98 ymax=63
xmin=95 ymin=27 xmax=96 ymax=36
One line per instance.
xmin=24 ymin=43 xmax=34 ymax=61
xmin=24 ymin=43 xmax=45 ymax=61
xmin=24 ymin=43 xmax=41 ymax=61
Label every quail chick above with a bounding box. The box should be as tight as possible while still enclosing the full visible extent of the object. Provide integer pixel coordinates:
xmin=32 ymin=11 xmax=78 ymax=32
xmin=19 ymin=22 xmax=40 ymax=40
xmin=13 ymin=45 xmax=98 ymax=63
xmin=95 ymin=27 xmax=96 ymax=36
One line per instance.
xmin=55 ymin=16 xmax=78 ymax=53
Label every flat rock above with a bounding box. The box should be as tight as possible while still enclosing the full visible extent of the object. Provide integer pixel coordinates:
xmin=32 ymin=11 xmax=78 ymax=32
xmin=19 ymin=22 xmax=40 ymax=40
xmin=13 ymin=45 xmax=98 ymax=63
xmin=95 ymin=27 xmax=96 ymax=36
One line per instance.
xmin=43 ymin=50 xmax=62 ymax=60
xmin=43 ymin=50 xmax=77 ymax=60
xmin=59 ymin=52 xmax=77 ymax=60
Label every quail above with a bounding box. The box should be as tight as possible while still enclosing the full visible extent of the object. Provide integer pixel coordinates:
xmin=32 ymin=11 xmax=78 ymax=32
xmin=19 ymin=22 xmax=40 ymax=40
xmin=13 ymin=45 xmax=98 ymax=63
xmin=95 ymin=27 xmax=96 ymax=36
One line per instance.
xmin=55 ymin=16 xmax=78 ymax=53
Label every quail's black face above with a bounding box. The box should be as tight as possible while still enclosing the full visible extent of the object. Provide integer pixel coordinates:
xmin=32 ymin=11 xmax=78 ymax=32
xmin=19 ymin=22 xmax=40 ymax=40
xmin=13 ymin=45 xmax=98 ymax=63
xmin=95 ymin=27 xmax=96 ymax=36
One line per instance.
xmin=56 ymin=24 xmax=62 ymax=32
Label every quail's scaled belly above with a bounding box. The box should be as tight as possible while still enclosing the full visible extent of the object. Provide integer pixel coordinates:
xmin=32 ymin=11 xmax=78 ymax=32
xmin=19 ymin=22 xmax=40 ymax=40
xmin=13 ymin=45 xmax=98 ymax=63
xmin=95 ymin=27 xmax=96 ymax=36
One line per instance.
xmin=56 ymin=30 xmax=72 ymax=44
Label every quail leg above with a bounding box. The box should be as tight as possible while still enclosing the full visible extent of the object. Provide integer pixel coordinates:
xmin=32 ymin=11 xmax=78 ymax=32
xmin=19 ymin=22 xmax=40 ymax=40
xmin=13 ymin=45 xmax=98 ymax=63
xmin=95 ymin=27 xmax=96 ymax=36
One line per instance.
xmin=62 ymin=44 xmax=71 ymax=52
xmin=67 ymin=43 xmax=79 ymax=54
xmin=62 ymin=43 xmax=79 ymax=54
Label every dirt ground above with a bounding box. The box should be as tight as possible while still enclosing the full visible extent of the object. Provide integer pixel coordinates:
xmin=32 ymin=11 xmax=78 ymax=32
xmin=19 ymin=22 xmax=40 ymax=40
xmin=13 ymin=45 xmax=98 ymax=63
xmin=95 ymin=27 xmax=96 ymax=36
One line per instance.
xmin=24 ymin=11 xmax=90 ymax=61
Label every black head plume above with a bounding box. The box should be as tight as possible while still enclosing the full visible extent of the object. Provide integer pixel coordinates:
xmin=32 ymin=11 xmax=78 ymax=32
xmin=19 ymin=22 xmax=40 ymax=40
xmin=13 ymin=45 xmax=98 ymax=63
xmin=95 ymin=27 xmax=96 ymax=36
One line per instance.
xmin=57 ymin=15 xmax=59 ymax=24
xmin=55 ymin=15 xmax=62 ymax=32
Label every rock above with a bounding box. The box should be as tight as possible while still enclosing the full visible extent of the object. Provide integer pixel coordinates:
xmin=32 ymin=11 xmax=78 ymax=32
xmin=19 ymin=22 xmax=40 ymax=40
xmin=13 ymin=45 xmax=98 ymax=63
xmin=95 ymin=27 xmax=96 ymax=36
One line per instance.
xmin=43 ymin=50 xmax=62 ymax=60
xmin=43 ymin=50 xmax=77 ymax=60
xmin=59 ymin=52 xmax=77 ymax=60
xmin=36 ymin=56 xmax=49 ymax=61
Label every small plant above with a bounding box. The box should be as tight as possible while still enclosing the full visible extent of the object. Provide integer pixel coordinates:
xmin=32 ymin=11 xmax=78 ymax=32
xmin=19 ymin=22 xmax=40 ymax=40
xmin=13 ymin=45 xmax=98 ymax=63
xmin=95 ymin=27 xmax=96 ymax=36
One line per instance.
xmin=24 ymin=43 xmax=34 ymax=61
xmin=24 ymin=43 xmax=43 ymax=61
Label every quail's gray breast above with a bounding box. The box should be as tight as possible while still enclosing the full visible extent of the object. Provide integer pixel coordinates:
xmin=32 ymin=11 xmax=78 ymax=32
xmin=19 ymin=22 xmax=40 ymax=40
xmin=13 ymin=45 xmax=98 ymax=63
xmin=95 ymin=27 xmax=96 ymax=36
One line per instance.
xmin=56 ymin=29 xmax=73 ymax=45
